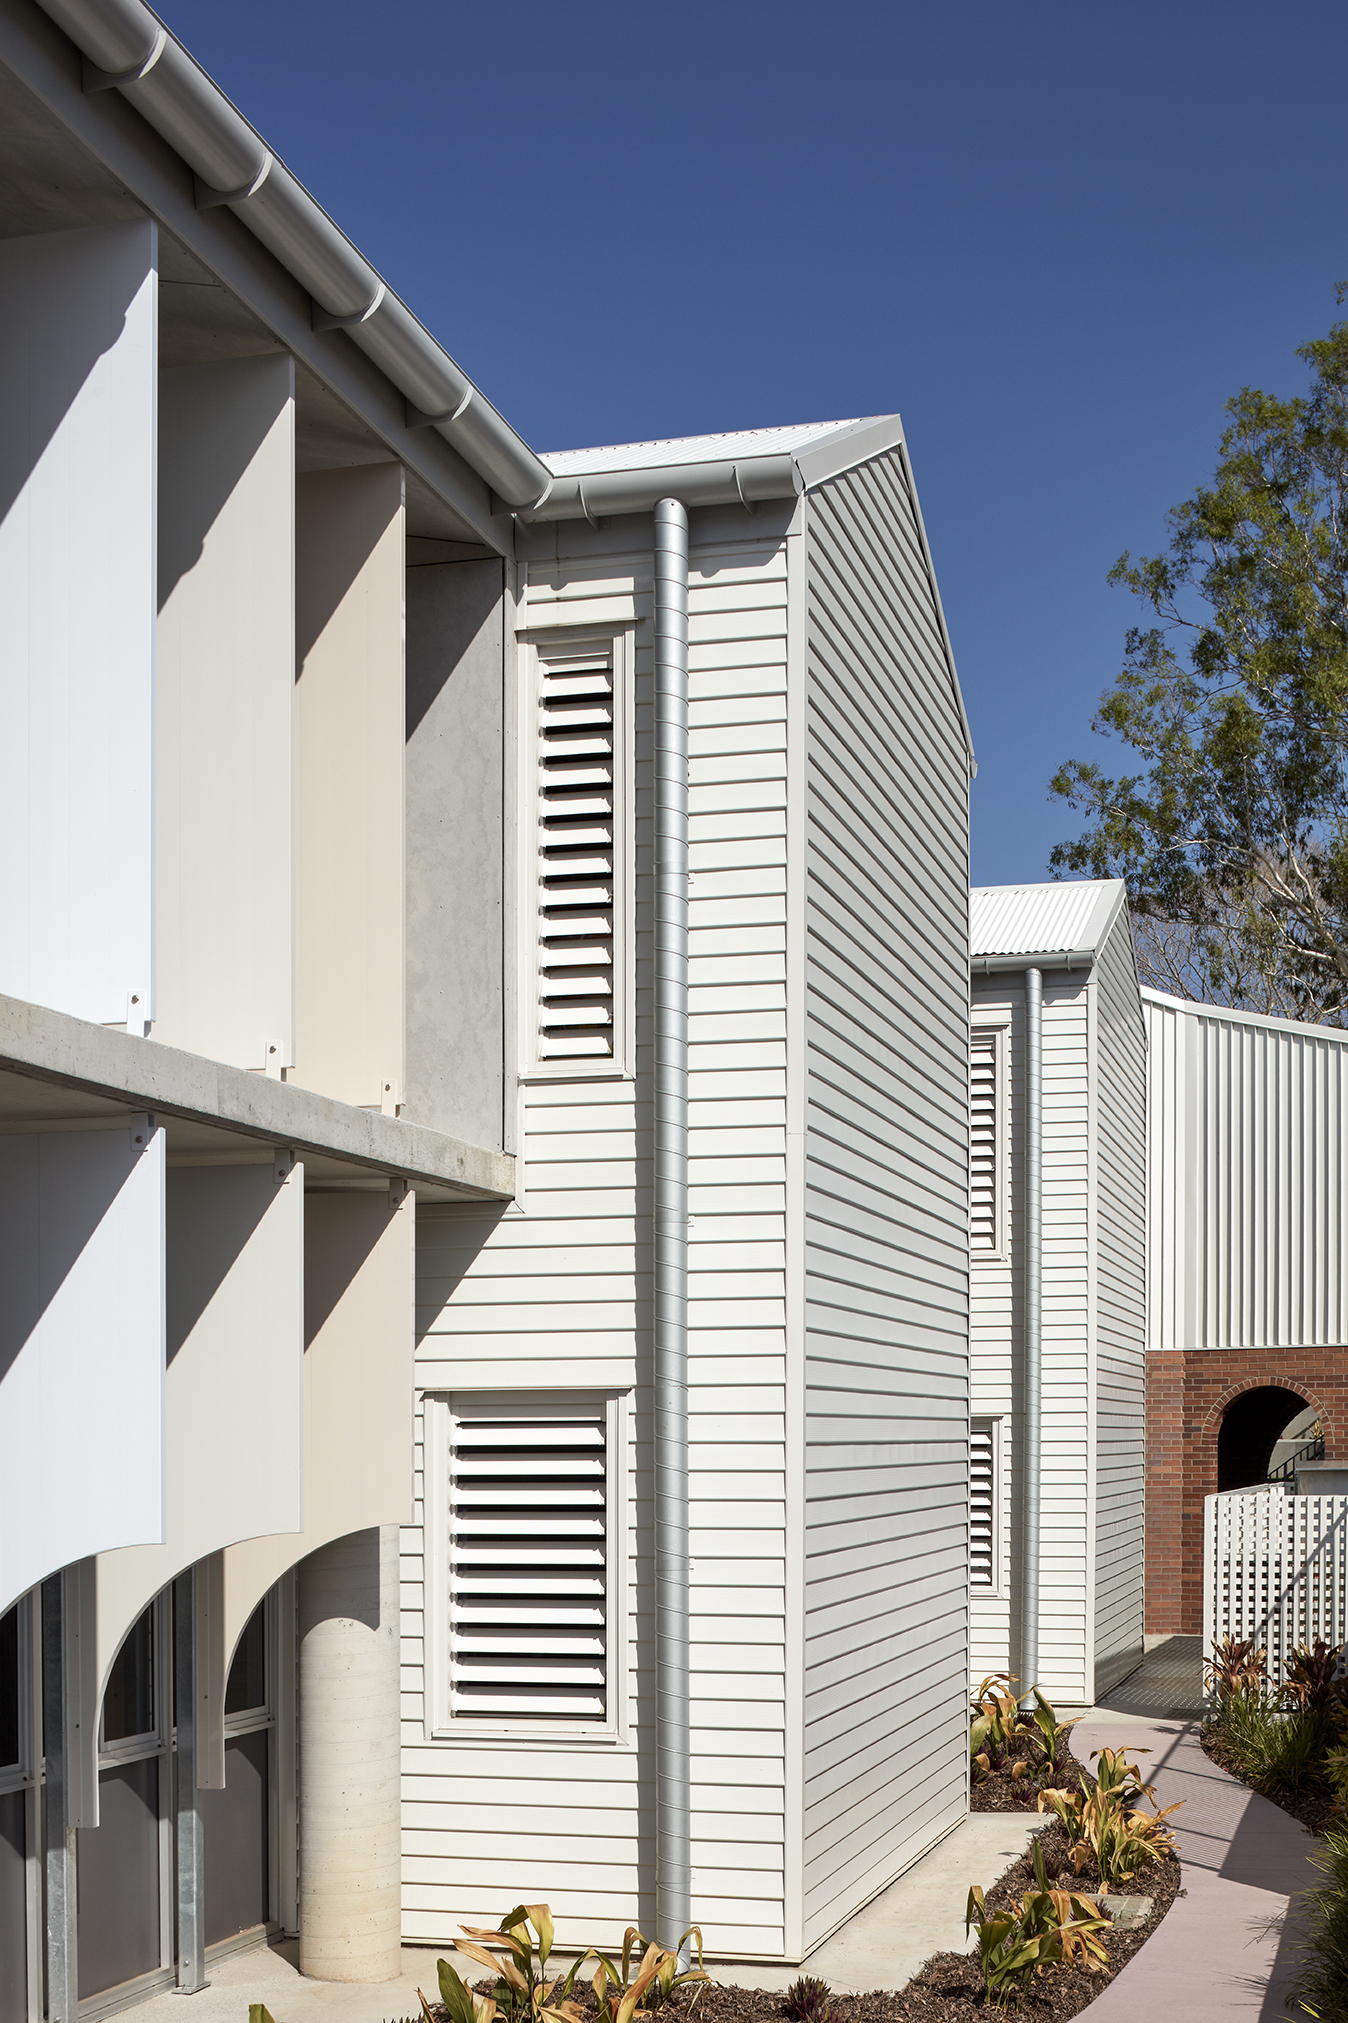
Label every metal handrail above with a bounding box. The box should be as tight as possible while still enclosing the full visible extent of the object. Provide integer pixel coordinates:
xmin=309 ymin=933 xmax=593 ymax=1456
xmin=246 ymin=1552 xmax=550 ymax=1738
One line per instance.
xmin=1269 ymin=1432 xmax=1327 ymax=1485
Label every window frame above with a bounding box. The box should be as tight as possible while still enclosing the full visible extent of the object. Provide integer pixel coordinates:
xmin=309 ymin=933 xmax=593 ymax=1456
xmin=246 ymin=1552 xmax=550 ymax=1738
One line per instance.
xmin=422 ymin=1388 xmax=629 ymax=1745
xmin=970 ymin=1017 xmax=1010 ymax=1262
xmin=970 ymin=1415 xmax=1002 ymax=1596
xmin=516 ymin=626 xmax=635 ymax=1083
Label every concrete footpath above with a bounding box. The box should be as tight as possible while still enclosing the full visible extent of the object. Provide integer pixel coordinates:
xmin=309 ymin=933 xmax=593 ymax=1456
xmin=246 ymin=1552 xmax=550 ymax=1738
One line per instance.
xmin=1074 ymin=1712 xmax=1322 ymax=2020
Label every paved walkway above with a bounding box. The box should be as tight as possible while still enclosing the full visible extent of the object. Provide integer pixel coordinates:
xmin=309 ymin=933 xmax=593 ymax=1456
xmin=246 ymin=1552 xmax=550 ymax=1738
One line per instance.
xmin=1098 ymin=1635 xmax=1206 ymax=1720
xmin=1075 ymin=1714 xmax=1321 ymax=2019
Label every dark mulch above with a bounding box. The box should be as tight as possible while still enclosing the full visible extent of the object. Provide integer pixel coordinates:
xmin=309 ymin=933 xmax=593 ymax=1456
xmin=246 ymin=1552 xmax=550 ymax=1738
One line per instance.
xmin=426 ymin=1814 xmax=1181 ymax=2023
xmin=1200 ymin=1721 xmax=1341 ymax=1837
xmin=970 ymin=1760 xmax=1077 ymax=1814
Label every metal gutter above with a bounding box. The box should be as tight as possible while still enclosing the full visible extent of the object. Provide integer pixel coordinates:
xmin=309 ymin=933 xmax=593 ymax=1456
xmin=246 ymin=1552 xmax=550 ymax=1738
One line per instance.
xmin=519 ymin=454 xmax=802 ymax=524
xmin=971 ymin=948 xmax=1097 ymax=975
xmin=33 ymin=0 xmax=553 ymax=511
xmin=652 ymin=498 xmax=692 ymax=1954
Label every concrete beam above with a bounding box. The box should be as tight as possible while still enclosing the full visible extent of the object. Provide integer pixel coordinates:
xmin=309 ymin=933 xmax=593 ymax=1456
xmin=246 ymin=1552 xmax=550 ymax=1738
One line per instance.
xmin=0 ymin=993 xmax=514 ymax=1199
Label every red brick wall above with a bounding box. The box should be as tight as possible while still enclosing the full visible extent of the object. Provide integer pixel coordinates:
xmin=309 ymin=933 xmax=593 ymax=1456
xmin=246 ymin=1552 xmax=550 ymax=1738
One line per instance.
xmin=1145 ymin=1348 xmax=1348 ymax=1634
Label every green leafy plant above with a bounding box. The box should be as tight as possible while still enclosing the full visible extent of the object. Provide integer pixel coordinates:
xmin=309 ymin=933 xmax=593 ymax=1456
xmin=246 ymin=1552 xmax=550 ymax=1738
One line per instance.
xmin=429 ymin=1961 xmax=497 ymax=2023
xmin=585 ymin=1926 xmax=708 ymax=2022
xmin=782 ymin=1976 xmax=834 ymax=2023
xmin=1205 ymin=1633 xmax=1266 ymax=1706
xmin=1028 ymin=1687 xmax=1079 ymax=1770
xmin=1288 ymin=1822 xmax=1348 ymax=2018
xmin=1038 ymin=1746 xmax=1182 ymax=1891
xmin=453 ymin=1905 xmax=588 ymax=2023
xmin=965 ymin=1838 xmax=1109 ymax=2008
xmin=970 ymin=1674 xmax=1023 ymax=1769
xmin=1284 ymin=1639 xmax=1346 ymax=1715
xmin=1216 ymin=1693 xmax=1333 ymax=1798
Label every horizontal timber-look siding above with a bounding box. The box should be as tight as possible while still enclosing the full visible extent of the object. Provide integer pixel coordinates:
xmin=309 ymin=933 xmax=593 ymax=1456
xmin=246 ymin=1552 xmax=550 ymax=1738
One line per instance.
xmin=1092 ymin=916 xmax=1146 ymax=1694
xmin=800 ymin=450 xmax=970 ymax=1950
xmin=402 ymin=519 xmax=794 ymax=1959
xmin=969 ymin=977 xmax=1021 ymax=1682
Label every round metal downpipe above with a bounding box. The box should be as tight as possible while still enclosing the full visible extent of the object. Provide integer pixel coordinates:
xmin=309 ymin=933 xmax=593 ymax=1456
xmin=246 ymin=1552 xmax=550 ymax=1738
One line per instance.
xmin=1020 ymin=966 xmax=1043 ymax=1707
xmin=653 ymin=498 xmax=691 ymax=1951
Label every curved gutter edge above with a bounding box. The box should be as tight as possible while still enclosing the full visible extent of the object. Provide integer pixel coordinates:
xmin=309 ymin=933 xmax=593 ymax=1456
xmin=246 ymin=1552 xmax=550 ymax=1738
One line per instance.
xmin=517 ymin=454 xmax=803 ymax=524
xmin=36 ymin=0 xmax=553 ymax=510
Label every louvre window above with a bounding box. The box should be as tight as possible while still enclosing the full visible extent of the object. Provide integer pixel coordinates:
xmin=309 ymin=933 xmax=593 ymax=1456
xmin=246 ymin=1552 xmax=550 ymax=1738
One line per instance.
xmin=970 ymin=1032 xmax=998 ymax=1251
xmin=971 ymin=1420 xmax=996 ymax=1588
xmin=537 ymin=648 xmax=617 ymax=1062
xmin=447 ymin=1400 xmax=609 ymax=1721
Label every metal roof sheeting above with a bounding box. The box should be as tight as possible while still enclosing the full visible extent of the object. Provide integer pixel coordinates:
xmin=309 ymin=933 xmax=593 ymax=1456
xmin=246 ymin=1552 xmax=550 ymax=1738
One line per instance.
xmin=970 ymin=880 xmax=1124 ymax=961
xmin=541 ymin=420 xmax=878 ymax=476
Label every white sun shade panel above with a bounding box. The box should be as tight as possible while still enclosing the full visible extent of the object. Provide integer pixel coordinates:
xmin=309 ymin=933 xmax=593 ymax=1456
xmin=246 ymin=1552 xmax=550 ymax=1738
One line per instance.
xmin=448 ymin=1401 xmax=608 ymax=1719
xmin=538 ymin=650 xmax=616 ymax=1060
xmin=971 ymin=1422 xmax=995 ymax=1588
xmin=970 ymin=1034 xmax=998 ymax=1251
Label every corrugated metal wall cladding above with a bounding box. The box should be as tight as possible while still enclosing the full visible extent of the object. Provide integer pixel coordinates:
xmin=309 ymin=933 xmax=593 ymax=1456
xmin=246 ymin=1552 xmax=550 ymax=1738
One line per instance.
xmin=801 ymin=452 xmax=969 ymax=1949
xmin=1147 ymin=992 xmax=1348 ymax=1348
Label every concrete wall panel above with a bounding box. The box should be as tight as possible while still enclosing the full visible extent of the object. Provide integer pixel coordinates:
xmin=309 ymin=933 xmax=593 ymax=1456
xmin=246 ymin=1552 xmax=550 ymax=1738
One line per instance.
xmin=0 ymin=1121 xmax=165 ymax=1613
xmin=0 ymin=220 xmax=156 ymax=1025
xmin=405 ymin=559 xmax=505 ymax=1147
xmin=155 ymin=354 xmax=294 ymax=1071
xmin=95 ymin=1159 xmax=304 ymax=1697
xmin=222 ymin=1186 xmax=414 ymax=1664
xmin=294 ymin=464 xmax=405 ymax=1109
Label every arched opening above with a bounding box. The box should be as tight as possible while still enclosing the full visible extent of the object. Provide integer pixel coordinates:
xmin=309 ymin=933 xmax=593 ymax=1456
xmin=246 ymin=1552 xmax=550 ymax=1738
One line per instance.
xmin=1217 ymin=1386 xmax=1314 ymax=1490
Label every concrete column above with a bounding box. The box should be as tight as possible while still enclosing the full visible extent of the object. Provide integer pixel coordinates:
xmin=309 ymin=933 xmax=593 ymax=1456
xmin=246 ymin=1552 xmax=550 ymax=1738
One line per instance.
xmin=297 ymin=1527 xmax=400 ymax=1981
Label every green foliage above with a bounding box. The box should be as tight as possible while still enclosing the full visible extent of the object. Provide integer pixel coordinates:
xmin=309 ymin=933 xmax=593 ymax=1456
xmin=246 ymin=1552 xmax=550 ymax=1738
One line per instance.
xmin=432 ymin=1960 xmax=497 ymax=2023
xmin=1288 ymin=1824 xmax=1348 ymax=2018
xmin=782 ymin=1976 xmax=835 ymax=2023
xmin=1037 ymin=1746 xmax=1182 ymax=1892
xmin=970 ymin=1676 xmax=1077 ymax=1788
xmin=1050 ymin=294 xmax=1348 ymax=1023
xmin=1216 ymin=1693 xmax=1334 ymax=1798
xmin=1284 ymin=1639 xmax=1346 ymax=1715
xmin=965 ymin=1837 xmax=1109 ymax=2008
xmin=453 ymin=1905 xmax=587 ymax=2023
xmin=1205 ymin=1633 xmax=1267 ymax=1707
xmin=585 ymin=1927 xmax=708 ymax=2023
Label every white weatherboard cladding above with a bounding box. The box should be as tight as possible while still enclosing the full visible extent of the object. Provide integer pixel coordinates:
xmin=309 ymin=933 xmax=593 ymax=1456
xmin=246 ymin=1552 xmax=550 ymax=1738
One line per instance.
xmin=969 ymin=904 xmax=1146 ymax=1704
xmin=0 ymin=1122 xmax=165 ymax=1613
xmin=969 ymin=973 xmax=1093 ymax=1704
xmin=801 ymin=452 xmax=969 ymax=1948
xmin=404 ymin=527 xmax=792 ymax=1957
xmin=0 ymin=221 xmax=156 ymax=1025
xmin=1092 ymin=921 xmax=1146 ymax=1693
xmin=1146 ymin=991 xmax=1348 ymax=1349
xmin=155 ymin=354 xmax=295 ymax=1072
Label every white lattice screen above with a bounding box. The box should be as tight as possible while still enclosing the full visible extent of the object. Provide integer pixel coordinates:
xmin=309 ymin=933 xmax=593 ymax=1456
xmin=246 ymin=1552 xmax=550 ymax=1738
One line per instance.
xmin=1204 ymin=1489 xmax=1348 ymax=1688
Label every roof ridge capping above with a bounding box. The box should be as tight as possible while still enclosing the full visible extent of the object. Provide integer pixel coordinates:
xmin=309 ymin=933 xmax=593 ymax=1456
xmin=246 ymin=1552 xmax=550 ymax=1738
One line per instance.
xmin=970 ymin=878 xmax=1127 ymax=969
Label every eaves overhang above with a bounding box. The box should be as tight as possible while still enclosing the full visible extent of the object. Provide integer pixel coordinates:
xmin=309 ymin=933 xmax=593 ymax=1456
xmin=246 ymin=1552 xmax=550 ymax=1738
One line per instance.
xmin=0 ymin=993 xmax=514 ymax=1201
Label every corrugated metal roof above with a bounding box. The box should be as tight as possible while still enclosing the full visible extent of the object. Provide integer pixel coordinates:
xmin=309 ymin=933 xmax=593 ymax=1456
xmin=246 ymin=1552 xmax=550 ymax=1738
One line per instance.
xmin=970 ymin=880 xmax=1124 ymax=959
xmin=541 ymin=419 xmax=879 ymax=476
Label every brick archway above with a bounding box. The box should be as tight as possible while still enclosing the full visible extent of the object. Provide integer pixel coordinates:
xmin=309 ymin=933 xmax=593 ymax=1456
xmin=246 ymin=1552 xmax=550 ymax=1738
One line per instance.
xmin=1147 ymin=1349 xmax=1348 ymax=1635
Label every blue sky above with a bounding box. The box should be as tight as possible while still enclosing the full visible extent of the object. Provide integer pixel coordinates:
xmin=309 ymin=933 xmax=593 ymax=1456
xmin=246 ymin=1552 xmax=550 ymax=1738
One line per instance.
xmin=163 ymin=0 xmax=1348 ymax=885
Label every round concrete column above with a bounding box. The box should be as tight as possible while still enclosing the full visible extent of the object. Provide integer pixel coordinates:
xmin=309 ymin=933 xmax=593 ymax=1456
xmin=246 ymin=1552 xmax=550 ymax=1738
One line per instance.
xmin=298 ymin=1526 xmax=401 ymax=1981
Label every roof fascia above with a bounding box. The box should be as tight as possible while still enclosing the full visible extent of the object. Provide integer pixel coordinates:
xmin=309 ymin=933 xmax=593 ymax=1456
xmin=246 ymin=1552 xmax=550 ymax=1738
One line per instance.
xmin=1140 ymin=985 xmax=1348 ymax=1046
xmin=971 ymin=948 xmax=1098 ymax=974
xmin=794 ymin=414 xmax=906 ymax=489
xmin=1 ymin=0 xmax=514 ymax=555
xmin=897 ymin=436 xmax=976 ymax=774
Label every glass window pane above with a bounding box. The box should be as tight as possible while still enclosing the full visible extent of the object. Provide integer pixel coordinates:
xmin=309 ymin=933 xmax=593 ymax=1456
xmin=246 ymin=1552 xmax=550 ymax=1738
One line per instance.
xmin=0 ymin=1606 xmax=18 ymax=1769
xmin=224 ymin=1604 xmax=266 ymax=1717
xmin=103 ymin=1609 xmax=154 ymax=1743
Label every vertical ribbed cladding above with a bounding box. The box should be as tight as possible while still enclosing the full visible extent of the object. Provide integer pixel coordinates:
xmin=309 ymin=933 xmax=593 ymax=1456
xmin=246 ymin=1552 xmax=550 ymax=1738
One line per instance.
xmin=652 ymin=498 xmax=691 ymax=1952
xmin=1021 ymin=966 xmax=1043 ymax=1706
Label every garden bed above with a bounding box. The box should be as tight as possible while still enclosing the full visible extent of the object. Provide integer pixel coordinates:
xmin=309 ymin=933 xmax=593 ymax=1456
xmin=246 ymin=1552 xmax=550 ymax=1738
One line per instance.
xmin=1200 ymin=1718 xmax=1339 ymax=1836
